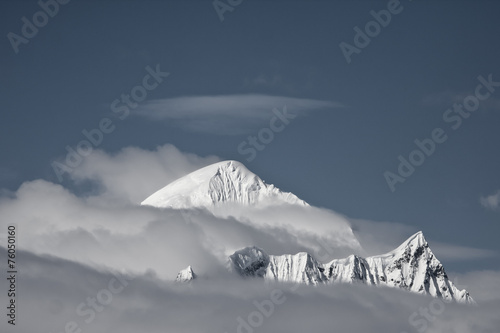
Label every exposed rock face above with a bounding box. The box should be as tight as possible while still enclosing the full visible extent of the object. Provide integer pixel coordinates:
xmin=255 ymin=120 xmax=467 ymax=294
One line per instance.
xmin=228 ymin=232 xmax=475 ymax=304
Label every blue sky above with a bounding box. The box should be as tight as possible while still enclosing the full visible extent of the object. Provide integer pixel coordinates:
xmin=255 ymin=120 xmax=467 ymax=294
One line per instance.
xmin=1 ymin=0 xmax=500 ymax=272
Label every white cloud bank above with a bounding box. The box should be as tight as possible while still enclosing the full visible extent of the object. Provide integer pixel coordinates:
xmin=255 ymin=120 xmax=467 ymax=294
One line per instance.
xmin=0 ymin=143 xmax=498 ymax=332
xmin=3 ymin=249 xmax=500 ymax=333
xmin=69 ymin=143 xmax=220 ymax=204
xmin=2 ymin=143 xmax=495 ymax=278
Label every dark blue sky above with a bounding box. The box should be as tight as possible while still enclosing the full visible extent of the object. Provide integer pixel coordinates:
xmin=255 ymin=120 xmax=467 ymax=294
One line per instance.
xmin=1 ymin=0 xmax=499 ymax=270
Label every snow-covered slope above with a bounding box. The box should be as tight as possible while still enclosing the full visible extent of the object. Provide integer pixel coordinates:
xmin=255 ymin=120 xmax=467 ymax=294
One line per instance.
xmin=228 ymin=232 xmax=475 ymax=304
xmin=141 ymin=160 xmax=308 ymax=209
xmin=325 ymin=231 xmax=474 ymax=303
xmin=266 ymin=252 xmax=328 ymax=285
xmin=147 ymin=161 xmax=473 ymax=303
xmin=141 ymin=160 xmax=361 ymax=255
xmin=175 ymin=266 xmax=196 ymax=282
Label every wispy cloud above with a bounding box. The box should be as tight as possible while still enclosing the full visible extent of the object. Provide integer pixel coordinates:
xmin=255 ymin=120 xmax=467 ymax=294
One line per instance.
xmin=350 ymin=218 xmax=497 ymax=262
xmin=68 ymin=144 xmax=220 ymax=204
xmin=430 ymin=242 xmax=498 ymax=261
xmin=480 ymin=190 xmax=500 ymax=211
xmin=453 ymin=270 xmax=500 ymax=302
xmin=244 ymin=74 xmax=284 ymax=88
xmin=422 ymin=90 xmax=500 ymax=111
xmin=4 ymin=143 xmax=500 ymax=332
xmin=422 ymin=90 xmax=470 ymax=107
xmin=134 ymin=94 xmax=342 ymax=135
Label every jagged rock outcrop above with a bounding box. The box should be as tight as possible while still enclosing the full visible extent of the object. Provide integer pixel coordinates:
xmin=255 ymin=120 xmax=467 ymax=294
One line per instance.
xmin=175 ymin=266 xmax=196 ymax=283
xmin=228 ymin=232 xmax=475 ymax=304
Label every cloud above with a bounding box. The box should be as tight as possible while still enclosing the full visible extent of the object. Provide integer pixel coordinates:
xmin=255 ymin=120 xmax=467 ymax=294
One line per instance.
xmin=5 ymin=248 xmax=500 ymax=333
xmin=453 ymin=270 xmax=500 ymax=302
xmin=3 ymin=143 xmax=493 ymax=283
xmin=344 ymin=218 xmax=498 ymax=262
xmin=0 ymin=144 xmax=364 ymax=281
xmin=480 ymin=190 xmax=500 ymax=211
xmin=422 ymin=90 xmax=500 ymax=111
xmin=0 ymin=180 xmax=230 ymax=278
xmin=69 ymin=143 xmax=219 ymax=204
xmin=2 ymin=143 xmax=499 ymax=332
xmin=0 ymin=177 xmax=362 ymax=279
xmin=133 ymin=94 xmax=342 ymax=135
xmin=422 ymin=90 xmax=470 ymax=107
xmin=244 ymin=74 xmax=284 ymax=88
xmin=430 ymin=242 xmax=498 ymax=261
xmin=349 ymin=218 xmax=418 ymax=256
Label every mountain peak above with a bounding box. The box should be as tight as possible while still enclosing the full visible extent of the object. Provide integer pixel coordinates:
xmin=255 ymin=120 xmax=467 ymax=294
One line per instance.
xmin=229 ymin=246 xmax=270 ymax=278
xmin=225 ymin=232 xmax=475 ymax=304
xmin=216 ymin=160 xmax=245 ymax=169
xmin=409 ymin=230 xmax=426 ymax=243
xmin=141 ymin=160 xmax=308 ymax=209
xmin=402 ymin=230 xmax=426 ymax=244
xmin=175 ymin=265 xmax=196 ymax=282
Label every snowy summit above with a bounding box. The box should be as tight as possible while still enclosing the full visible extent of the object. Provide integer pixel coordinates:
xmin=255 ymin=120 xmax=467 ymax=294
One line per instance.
xmin=141 ymin=160 xmax=308 ymax=209
xmin=143 ymin=160 xmax=474 ymax=304
xmin=175 ymin=266 xmax=196 ymax=283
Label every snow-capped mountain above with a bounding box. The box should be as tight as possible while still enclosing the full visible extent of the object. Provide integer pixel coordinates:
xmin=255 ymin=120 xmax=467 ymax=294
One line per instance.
xmin=227 ymin=232 xmax=475 ymax=304
xmin=141 ymin=160 xmax=308 ymax=209
xmin=145 ymin=160 xmax=473 ymax=304
xmin=175 ymin=266 xmax=196 ymax=282
xmin=141 ymin=160 xmax=362 ymax=255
